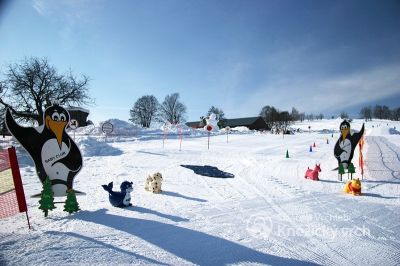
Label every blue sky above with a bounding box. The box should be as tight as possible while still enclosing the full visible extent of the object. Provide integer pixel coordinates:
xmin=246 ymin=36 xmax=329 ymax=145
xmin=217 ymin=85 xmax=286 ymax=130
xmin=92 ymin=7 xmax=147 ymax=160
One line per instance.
xmin=0 ymin=0 xmax=399 ymax=123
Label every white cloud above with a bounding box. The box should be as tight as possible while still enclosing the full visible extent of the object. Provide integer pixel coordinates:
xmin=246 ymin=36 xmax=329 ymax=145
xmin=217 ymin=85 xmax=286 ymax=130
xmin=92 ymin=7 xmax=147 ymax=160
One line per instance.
xmin=232 ymin=64 xmax=400 ymax=116
xmin=32 ymin=0 xmax=47 ymax=16
xmin=31 ymin=0 xmax=104 ymax=49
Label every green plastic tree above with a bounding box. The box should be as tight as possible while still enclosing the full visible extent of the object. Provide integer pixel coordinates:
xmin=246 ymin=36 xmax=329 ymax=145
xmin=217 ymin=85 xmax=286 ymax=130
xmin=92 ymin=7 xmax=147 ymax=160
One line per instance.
xmin=63 ymin=189 xmax=80 ymax=214
xmin=38 ymin=177 xmax=56 ymax=217
xmin=348 ymin=163 xmax=355 ymax=180
xmin=338 ymin=163 xmax=345 ymax=181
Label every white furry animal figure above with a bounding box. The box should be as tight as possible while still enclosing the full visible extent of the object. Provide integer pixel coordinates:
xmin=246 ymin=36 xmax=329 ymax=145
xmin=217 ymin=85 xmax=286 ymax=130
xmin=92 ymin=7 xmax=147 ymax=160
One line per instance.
xmin=145 ymin=172 xmax=163 ymax=193
xmin=144 ymin=175 xmax=154 ymax=192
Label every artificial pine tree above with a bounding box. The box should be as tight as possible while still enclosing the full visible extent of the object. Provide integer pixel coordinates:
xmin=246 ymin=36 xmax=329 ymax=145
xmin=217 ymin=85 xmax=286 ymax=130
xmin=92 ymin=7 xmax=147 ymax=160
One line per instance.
xmin=348 ymin=163 xmax=355 ymax=180
xmin=63 ymin=189 xmax=80 ymax=214
xmin=286 ymin=150 xmax=289 ymax=158
xmin=338 ymin=163 xmax=345 ymax=181
xmin=38 ymin=177 xmax=56 ymax=217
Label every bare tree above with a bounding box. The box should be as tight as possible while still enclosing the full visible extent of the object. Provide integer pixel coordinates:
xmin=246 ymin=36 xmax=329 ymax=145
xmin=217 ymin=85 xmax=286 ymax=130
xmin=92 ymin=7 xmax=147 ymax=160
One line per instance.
xmin=340 ymin=111 xmax=349 ymax=119
xmin=207 ymin=106 xmax=226 ymax=128
xmin=392 ymin=107 xmax=400 ymax=121
xmin=360 ymin=106 xmax=372 ymax=121
xmin=299 ymin=112 xmax=305 ymax=122
xmin=0 ymin=57 xmax=92 ymax=125
xmin=381 ymin=105 xmax=391 ymax=119
xmin=129 ymin=95 xmax=159 ymax=128
xmin=290 ymin=107 xmax=300 ymax=121
xmin=158 ymin=93 xmax=187 ymax=124
xmin=373 ymin=105 xmax=384 ymax=119
xmin=260 ymin=105 xmax=279 ymax=129
xmin=277 ymin=111 xmax=292 ymax=133
xmin=207 ymin=106 xmax=225 ymax=120
xmin=306 ymin=114 xmax=315 ymax=121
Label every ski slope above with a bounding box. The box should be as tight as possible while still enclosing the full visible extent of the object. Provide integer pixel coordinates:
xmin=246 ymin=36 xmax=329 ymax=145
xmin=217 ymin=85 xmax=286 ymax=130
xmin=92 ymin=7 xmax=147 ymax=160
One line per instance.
xmin=0 ymin=119 xmax=399 ymax=265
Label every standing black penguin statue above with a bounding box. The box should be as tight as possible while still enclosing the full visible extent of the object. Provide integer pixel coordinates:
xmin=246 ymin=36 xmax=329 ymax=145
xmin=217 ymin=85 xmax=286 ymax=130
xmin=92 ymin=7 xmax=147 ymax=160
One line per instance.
xmin=334 ymin=120 xmax=364 ymax=169
xmin=5 ymin=104 xmax=83 ymax=196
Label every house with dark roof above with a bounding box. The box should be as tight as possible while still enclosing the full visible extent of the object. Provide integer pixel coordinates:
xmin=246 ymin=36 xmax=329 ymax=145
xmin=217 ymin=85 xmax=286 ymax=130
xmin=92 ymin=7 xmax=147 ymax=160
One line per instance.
xmin=186 ymin=120 xmax=205 ymax=129
xmin=66 ymin=106 xmax=90 ymax=127
xmin=186 ymin=116 xmax=269 ymax=131
xmin=224 ymin=116 xmax=269 ymax=130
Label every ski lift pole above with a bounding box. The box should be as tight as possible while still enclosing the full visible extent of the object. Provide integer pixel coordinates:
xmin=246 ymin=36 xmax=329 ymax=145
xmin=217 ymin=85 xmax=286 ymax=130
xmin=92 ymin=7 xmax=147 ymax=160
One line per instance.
xmin=225 ymin=126 xmax=230 ymax=143
xmin=208 ymin=131 xmax=210 ymax=150
xmin=177 ymin=123 xmax=183 ymax=151
xmin=163 ymin=122 xmax=168 ymax=148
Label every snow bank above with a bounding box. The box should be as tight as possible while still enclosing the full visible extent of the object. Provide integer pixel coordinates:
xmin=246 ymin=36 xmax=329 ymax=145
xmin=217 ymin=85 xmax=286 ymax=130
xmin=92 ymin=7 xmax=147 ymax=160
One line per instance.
xmin=77 ymin=136 xmax=123 ymax=157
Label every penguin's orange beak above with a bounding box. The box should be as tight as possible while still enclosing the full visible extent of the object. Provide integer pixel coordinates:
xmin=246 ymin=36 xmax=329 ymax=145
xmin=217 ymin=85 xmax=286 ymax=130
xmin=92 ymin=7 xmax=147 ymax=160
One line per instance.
xmin=45 ymin=115 xmax=67 ymax=149
xmin=341 ymin=128 xmax=349 ymax=140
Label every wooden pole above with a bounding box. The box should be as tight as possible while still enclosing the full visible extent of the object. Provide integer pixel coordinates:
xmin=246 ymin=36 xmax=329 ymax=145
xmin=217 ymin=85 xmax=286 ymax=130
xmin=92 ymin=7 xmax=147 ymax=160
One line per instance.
xmin=25 ymin=211 xmax=31 ymax=229
xmin=208 ymin=132 xmax=210 ymax=150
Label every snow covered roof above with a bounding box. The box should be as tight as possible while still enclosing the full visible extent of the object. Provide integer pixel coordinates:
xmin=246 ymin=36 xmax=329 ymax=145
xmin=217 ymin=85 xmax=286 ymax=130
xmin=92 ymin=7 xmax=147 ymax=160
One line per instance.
xmin=66 ymin=106 xmax=90 ymax=114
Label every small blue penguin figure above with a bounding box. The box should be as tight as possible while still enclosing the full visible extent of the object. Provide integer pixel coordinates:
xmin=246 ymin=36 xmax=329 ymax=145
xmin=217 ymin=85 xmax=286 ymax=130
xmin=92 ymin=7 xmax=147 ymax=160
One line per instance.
xmin=102 ymin=181 xmax=133 ymax=207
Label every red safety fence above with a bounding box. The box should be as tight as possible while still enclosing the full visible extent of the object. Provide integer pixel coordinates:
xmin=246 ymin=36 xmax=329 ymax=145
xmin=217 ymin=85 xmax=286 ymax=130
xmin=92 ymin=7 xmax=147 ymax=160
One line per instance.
xmin=359 ymin=136 xmax=365 ymax=179
xmin=0 ymin=147 xmax=30 ymax=228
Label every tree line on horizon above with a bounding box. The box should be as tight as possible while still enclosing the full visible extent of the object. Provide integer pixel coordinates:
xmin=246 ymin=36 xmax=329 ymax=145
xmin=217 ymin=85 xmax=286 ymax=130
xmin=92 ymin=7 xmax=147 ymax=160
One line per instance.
xmin=1 ymin=57 xmax=399 ymax=130
xmin=359 ymin=105 xmax=400 ymax=121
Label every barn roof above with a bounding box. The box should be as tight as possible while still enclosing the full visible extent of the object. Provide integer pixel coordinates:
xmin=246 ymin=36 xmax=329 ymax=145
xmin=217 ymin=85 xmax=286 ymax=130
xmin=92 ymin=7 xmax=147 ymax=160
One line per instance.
xmin=66 ymin=106 xmax=90 ymax=114
xmin=224 ymin=117 xmax=262 ymax=127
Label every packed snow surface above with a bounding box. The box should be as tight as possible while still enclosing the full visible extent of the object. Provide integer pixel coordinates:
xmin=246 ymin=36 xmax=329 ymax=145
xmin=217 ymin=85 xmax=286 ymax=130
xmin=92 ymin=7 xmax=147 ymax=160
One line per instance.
xmin=1 ymin=119 xmax=399 ymax=265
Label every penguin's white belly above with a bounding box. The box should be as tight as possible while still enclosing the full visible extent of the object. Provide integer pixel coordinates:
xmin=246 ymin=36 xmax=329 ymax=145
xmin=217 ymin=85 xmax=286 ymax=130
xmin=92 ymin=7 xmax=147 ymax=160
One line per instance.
xmin=123 ymin=193 xmax=131 ymax=206
xmin=41 ymin=139 xmax=71 ymax=196
xmin=339 ymin=139 xmax=352 ymax=161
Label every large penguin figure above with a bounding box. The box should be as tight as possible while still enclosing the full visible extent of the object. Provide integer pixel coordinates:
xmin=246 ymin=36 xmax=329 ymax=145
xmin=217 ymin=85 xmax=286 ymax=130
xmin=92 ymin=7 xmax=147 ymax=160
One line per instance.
xmin=334 ymin=120 xmax=364 ymax=169
xmin=5 ymin=104 xmax=83 ymax=196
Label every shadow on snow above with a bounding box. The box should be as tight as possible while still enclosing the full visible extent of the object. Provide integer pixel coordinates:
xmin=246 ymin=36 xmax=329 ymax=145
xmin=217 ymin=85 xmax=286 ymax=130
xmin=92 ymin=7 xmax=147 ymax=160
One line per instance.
xmin=46 ymin=231 xmax=168 ymax=265
xmin=181 ymin=165 xmax=234 ymax=178
xmin=74 ymin=209 xmax=317 ymax=265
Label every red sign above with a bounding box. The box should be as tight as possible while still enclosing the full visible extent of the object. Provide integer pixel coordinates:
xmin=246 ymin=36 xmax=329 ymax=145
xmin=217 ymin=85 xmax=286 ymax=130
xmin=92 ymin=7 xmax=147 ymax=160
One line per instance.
xmin=206 ymin=125 xmax=213 ymax=132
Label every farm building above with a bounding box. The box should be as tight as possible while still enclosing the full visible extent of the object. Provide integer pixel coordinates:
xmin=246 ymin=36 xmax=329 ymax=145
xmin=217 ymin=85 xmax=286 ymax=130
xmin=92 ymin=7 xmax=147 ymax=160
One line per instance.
xmin=66 ymin=106 xmax=90 ymax=127
xmin=186 ymin=116 xmax=269 ymax=131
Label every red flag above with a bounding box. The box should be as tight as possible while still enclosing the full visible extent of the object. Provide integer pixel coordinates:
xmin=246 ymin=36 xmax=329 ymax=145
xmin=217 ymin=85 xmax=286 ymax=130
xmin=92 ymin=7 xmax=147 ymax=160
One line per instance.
xmin=0 ymin=147 xmax=28 ymax=220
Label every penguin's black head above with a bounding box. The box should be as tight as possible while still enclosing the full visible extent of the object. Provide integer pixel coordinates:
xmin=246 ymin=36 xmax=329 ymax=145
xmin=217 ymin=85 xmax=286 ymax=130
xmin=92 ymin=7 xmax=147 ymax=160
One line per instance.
xmin=120 ymin=181 xmax=133 ymax=193
xmin=339 ymin=120 xmax=350 ymax=140
xmin=44 ymin=104 xmax=70 ymax=148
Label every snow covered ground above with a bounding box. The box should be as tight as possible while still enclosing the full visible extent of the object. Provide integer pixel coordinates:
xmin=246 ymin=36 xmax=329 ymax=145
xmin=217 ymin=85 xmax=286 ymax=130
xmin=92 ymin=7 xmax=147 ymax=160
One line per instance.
xmin=1 ymin=119 xmax=399 ymax=265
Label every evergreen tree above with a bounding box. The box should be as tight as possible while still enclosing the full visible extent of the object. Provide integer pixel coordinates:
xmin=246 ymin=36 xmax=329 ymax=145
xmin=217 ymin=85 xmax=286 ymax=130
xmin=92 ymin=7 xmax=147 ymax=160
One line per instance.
xmin=338 ymin=163 xmax=345 ymax=181
xmin=38 ymin=177 xmax=56 ymax=217
xmin=63 ymin=190 xmax=80 ymax=214
xmin=348 ymin=163 xmax=355 ymax=180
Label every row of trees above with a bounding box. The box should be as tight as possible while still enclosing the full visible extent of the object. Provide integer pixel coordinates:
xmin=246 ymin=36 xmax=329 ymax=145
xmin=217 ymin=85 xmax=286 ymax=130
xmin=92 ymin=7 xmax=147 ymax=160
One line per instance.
xmin=129 ymin=93 xmax=187 ymax=127
xmin=259 ymin=106 xmax=303 ymax=132
xmin=129 ymin=98 xmax=227 ymax=128
xmin=360 ymin=105 xmax=400 ymax=121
